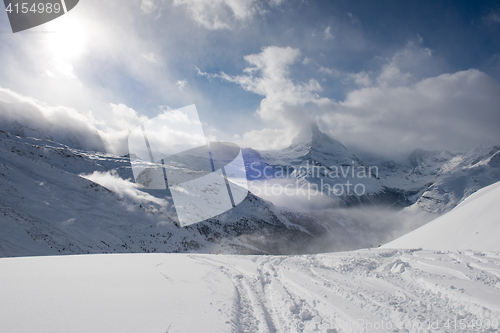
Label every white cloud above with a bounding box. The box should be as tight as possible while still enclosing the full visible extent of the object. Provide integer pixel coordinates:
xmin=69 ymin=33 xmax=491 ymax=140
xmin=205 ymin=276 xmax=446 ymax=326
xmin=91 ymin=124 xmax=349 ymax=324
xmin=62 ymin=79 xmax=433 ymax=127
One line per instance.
xmin=484 ymin=12 xmax=500 ymax=24
xmin=346 ymin=37 xmax=433 ymax=90
xmin=40 ymin=15 xmax=88 ymax=80
xmin=223 ymin=46 xmax=324 ymax=119
xmin=0 ymin=87 xmax=150 ymax=155
xmin=324 ymin=26 xmax=334 ymax=40
xmin=142 ymin=52 xmax=163 ymax=65
xmin=0 ymin=0 xmax=184 ymax=126
xmin=109 ymin=104 xmax=149 ymax=131
xmin=141 ymin=0 xmax=158 ymax=14
xmin=0 ymin=88 xmax=106 ymax=151
xmin=0 ymin=1 xmax=191 ymax=155
xmin=319 ymin=69 xmax=500 ymax=156
xmin=376 ymin=64 xmax=412 ymax=88
xmin=338 ymin=38 xmax=435 ymax=90
xmin=173 ymin=0 xmax=284 ymax=30
xmin=313 ymin=39 xmax=500 ymax=156
xmin=176 ymin=79 xmax=188 ymax=91
xmin=237 ymin=127 xmax=298 ymax=151
xmin=319 ymin=66 xmax=340 ymax=76
xmin=207 ymin=41 xmax=500 ymax=155
xmin=346 ymin=12 xmax=360 ymax=24
xmin=210 ymin=46 xmax=329 ymax=149
xmin=81 ymin=171 xmax=169 ymax=206
xmin=92 ymin=103 xmax=150 ymax=154
xmin=347 ymin=71 xmax=372 ymax=87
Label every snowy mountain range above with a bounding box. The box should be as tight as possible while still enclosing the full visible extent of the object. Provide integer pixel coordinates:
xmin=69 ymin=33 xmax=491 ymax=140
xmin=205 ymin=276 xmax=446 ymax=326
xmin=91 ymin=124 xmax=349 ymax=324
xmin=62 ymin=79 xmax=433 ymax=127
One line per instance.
xmin=244 ymin=123 xmax=500 ymax=215
xmin=0 ymin=129 xmax=361 ymax=257
xmin=1 ymin=106 xmax=499 ymax=257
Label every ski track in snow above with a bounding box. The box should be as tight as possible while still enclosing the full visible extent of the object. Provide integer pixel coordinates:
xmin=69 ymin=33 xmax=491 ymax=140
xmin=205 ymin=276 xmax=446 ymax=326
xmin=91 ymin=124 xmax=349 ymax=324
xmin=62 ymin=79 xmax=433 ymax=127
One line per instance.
xmin=177 ymin=249 xmax=500 ymax=332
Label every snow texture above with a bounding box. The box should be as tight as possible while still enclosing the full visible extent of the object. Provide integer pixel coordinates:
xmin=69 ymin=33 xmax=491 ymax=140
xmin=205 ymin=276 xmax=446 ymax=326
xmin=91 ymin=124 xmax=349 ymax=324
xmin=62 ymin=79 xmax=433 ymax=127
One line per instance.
xmin=1 ymin=248 xmax=500 ymax=332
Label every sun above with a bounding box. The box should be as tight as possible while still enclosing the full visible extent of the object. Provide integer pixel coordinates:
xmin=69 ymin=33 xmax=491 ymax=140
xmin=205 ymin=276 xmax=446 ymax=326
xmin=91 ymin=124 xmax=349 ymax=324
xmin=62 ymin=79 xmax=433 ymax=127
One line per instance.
xmin=45 ymin=15 xmax=87 ymax=61
xmin=42 ymin=15 xmax=87 ymax=78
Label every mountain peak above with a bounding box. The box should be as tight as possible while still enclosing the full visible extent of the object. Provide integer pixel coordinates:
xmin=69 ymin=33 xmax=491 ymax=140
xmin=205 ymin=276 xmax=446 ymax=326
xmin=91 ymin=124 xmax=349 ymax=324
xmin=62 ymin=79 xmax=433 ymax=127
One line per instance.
xmin=291 ymin=122 xmax=319 ymax=145
xmin=247 ymin=122 xmax=364 ymax=167
xmin=291 ymin=122 xmax=348 ymax=153
xmin=285 ymin=122 xmax=362 ymax=166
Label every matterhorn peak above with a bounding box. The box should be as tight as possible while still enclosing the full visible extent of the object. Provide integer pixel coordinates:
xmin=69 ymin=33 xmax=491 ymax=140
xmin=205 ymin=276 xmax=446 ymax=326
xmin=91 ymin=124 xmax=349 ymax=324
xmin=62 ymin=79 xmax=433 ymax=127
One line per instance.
xmin=285 ymin=121 xmax=363 ymax=166
xmin=290 ymin=121 xmax=327 ymax=145
xmin=290 ymin=122 xmax=347 ymax=152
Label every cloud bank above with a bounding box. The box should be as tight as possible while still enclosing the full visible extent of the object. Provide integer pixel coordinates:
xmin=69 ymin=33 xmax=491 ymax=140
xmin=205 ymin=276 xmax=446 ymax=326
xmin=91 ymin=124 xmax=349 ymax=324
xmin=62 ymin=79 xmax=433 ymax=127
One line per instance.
xmin=321 ymin=69 xmax=500 ymax=156
xmin=211 ymin=43 xmax=500 ymax=156
xmin=0 ymin=87 xmax=148 ymax=154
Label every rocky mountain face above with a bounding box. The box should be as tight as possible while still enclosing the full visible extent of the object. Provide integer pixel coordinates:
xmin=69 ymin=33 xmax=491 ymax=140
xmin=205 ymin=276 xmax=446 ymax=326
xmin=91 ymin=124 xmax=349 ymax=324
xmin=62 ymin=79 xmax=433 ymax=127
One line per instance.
xmin=406 ymin=145 xmax=500 ymax=214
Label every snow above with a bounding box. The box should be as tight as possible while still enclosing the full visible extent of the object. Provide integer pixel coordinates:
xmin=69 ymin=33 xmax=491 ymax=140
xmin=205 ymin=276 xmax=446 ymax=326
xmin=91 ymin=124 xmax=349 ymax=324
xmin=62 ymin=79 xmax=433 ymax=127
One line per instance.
xmin=1 ymin=249 xmax=500 ymax=332
xmin=384 ymin=180 xmax=500 ymax=252
xmin=0 ymin=254 xmax=234 ymax=333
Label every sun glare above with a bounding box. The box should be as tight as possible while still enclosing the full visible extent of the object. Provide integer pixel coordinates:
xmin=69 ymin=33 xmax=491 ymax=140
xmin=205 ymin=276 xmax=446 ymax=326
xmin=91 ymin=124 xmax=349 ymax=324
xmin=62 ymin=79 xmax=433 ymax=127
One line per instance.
xmin=41 ymin=15 xmax=87 ymax=78
xmin=45 ymin=16 xmax=87 ymax=60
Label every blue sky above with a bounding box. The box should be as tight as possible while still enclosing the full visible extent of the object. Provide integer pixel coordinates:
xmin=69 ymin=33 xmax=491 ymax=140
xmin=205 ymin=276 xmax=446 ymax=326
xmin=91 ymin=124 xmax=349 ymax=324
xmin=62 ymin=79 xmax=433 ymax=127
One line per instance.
xmin=0 ymin=0 xmax=499 ymax=156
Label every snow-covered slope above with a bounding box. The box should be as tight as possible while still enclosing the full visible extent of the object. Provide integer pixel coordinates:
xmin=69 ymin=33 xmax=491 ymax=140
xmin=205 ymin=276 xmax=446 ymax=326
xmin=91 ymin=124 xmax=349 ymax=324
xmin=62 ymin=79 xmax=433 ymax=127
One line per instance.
xmin=1 ymin=249 xmax=500 ymax=333
xmin=2 ymin=98 xmax=499 ymax=216
xmin=383 ymin=181 xmax=500 ymax=252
